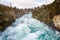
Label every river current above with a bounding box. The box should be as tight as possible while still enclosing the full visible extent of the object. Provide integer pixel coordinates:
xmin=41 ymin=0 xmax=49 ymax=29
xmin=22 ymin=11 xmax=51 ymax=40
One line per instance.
xmin=0 ymin=12 xmax=60 ymax=40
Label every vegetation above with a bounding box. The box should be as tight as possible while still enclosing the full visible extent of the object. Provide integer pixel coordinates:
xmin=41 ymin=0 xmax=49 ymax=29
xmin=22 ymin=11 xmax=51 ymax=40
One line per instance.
xmin=0 ymin=4 xmax=16 ymax=31
xmin=0 ymin=4 xmax=33 ymax=31
xmin=32 ymin=0 xmax=60 ymax=25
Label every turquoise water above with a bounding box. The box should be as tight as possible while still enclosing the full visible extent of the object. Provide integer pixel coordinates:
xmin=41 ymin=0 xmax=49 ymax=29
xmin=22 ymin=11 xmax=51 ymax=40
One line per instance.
xmin=0 ymin=12 xmax=60 ymax=40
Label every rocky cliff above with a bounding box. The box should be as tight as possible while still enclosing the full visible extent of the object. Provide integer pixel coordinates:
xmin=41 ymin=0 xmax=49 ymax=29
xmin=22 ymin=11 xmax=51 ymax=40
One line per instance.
xmin=32 ymin=0 xmax=60 ymax=24
xmin=0 ymin=4 xmax=33 ymax=31
xmin=0 ymin=4 xmax=16 ymax=31
xmin=32 ymin=0 xmax=60 ymax=31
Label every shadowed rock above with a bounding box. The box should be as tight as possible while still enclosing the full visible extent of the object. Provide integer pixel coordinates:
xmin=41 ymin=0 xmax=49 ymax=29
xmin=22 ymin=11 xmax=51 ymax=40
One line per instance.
xmin=0 ymin=12 xmax=15 ymax=31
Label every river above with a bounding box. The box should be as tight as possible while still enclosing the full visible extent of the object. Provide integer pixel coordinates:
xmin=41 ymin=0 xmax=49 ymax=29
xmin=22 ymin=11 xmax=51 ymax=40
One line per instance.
xmin=0 ymin=12 xmax=60 ymax=40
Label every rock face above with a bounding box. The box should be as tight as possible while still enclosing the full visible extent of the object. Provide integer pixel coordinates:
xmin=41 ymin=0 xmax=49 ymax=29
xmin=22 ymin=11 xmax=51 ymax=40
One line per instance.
xmin=0 ymin=13 xmax=15 ymax=31
xmin=0 ymin=4 xmax=15 ymax=31
xmin=32 ymin=0 xmax=60 ymax=24
xmin=32 ymin=0 xmax=60 ymax=31
xmin=53 ymin=15 xmax=60 ymax=31
xmin=0 ymin=4 xmax=33 ymax=31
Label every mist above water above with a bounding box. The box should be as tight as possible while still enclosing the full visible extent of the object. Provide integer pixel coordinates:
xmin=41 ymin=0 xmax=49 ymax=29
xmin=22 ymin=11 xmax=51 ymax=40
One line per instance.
xmin=0 ymin=12 xmax=60 ymax=40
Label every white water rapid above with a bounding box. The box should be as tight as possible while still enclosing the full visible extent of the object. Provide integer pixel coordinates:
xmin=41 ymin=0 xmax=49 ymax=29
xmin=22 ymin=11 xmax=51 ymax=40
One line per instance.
xmin=0 ymin=12 xmax=60 ymax=40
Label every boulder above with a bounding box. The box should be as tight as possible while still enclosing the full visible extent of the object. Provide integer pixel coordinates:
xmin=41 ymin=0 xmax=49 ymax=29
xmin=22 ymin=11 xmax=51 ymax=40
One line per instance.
xmin=53 ymin=15 xmax=60 ymax=31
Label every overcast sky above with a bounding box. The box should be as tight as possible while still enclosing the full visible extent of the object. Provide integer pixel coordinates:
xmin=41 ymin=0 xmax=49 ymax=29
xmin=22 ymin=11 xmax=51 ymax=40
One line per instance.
xmin=0 ymin=0 xmax=54 ymax=9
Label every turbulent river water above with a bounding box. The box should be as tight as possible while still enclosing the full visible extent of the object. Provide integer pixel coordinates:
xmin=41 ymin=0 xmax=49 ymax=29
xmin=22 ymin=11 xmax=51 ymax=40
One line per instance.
xmin=0 ymin=12 xmax=60 ymax=40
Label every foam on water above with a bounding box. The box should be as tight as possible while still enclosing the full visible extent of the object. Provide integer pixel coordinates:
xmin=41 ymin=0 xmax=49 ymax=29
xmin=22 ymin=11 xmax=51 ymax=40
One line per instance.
xmin=0 ymin=12 xmax=60 ymax=40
